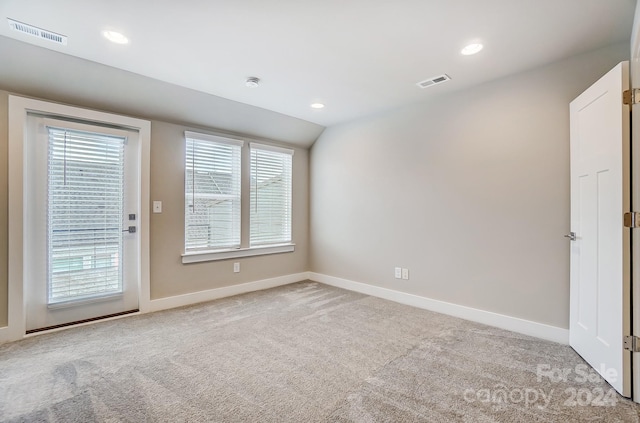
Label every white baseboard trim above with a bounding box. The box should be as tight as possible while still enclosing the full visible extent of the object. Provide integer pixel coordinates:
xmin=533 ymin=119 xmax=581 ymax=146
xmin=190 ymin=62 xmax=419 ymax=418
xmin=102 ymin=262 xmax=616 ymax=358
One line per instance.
xmin=149 ymin=272 xmax=310 ymax=313
xmin=309 ymin=272 xmax=569 ymax=345
xmin=0 ymin=272 xmax=309 ymax=344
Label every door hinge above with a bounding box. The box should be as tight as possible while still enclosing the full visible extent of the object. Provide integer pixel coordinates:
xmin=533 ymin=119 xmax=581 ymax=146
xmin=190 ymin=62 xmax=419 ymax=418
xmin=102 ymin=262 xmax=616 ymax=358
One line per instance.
xmin=623 ymin=89 xmax=640 ymax=106
xmin=624 ymin=336 xmax=640 ymax=352
xmin=623 ymin=212 xmax=640 ymax=228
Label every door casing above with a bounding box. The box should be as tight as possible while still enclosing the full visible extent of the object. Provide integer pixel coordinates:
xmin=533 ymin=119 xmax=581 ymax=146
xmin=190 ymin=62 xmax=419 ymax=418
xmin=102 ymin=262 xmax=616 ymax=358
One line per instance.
xmin=630 ymin=0 xmax=640 ymax=403
xmin=6 ymin=95 xmax=151 ymax=342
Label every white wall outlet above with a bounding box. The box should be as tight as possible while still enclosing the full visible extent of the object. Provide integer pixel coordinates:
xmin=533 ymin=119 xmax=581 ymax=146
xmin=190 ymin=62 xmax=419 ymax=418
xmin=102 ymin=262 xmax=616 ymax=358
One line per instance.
xmin=394 ymin=267 xmax=402 ymax=279
xmin=153 ymin=201 xmax=162 ymax=213
xmin=402 ymin=268 xmax=409 ymax=280
xmin=233 ymin=262 xmax=240 ymax=273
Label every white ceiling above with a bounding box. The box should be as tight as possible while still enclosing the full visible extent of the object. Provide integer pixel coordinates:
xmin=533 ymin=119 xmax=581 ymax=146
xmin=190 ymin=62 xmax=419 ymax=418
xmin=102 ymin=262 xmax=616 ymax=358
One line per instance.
xmin=0 ymin=0 xmax=636 ymax=128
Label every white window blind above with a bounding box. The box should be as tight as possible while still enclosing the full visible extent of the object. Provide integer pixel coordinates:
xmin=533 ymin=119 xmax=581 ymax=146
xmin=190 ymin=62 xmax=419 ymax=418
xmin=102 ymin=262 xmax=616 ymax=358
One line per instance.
xmin=250 ymin=144 xmax=293 ymax=246
xmin=47 ymin=127 xmax=125 ymax=304
xmin=185 ymin=132 xmax=243 ymax=251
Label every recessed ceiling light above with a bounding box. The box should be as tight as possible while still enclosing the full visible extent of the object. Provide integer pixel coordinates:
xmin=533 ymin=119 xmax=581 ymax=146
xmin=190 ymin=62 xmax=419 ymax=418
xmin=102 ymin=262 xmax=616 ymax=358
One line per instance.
xmin=310 ymin=103 xmax=325 ymax=109
xmin=103 ymin=30 xmax=129 ymax=44
xmin=461 ymin=43 xmax=483 ymax=55
xmin=245 ymin=77 xmax=260 ymax=88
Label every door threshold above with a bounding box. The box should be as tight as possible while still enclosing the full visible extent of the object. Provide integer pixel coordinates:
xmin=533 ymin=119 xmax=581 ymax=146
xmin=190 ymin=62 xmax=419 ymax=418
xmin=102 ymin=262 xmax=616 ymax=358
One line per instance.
xmin=26 ymin=309 xmax=139 ymax=334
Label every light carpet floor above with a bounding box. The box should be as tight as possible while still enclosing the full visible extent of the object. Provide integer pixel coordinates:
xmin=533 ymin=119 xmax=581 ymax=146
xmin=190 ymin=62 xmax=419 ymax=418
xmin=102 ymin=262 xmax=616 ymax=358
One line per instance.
xmin=1 ymin=281 xmax=640 ymax=422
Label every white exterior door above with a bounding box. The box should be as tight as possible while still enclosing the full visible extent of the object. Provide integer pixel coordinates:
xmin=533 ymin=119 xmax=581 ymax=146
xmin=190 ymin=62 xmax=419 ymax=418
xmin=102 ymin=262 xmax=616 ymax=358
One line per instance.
xmin=24 ymin=116 xmax=140 ymax=331
xmin=569 ymin=61 xmax=631 ymax=397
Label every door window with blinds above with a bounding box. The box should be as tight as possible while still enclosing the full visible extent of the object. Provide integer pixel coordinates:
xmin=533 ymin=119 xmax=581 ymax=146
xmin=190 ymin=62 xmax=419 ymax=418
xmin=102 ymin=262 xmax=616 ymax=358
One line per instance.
xmin=250 ymin=144 xmax=293 ymax=246
xmin=47 ymin=127 xmax=125 ymax=303
xmin=185 ymin=132 xmax=243 ymax=251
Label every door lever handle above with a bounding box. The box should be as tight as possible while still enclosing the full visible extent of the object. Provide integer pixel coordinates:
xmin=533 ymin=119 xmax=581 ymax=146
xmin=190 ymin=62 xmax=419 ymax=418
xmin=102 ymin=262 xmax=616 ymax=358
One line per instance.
xmin=123 ymin=226 xmax=136 ymax=234
xmin=564 ymin=232 xmax=576 ymax=241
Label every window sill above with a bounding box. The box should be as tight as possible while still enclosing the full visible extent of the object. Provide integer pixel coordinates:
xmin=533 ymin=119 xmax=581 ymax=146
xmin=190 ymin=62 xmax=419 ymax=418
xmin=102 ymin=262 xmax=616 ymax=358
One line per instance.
xmin=181 ymin=243 xmax=295 ymax=264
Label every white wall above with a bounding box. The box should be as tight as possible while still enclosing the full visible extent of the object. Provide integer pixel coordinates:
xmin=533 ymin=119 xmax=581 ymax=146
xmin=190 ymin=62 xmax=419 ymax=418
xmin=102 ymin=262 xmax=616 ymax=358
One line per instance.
xmin=309 ymin=42 xmax=629 ymax=330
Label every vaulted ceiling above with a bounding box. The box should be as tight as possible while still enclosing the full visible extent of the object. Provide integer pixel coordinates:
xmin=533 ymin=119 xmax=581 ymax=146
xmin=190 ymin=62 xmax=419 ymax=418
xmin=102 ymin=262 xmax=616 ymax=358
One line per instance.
xmin=0 ymin=0 xmax=636 ymax=146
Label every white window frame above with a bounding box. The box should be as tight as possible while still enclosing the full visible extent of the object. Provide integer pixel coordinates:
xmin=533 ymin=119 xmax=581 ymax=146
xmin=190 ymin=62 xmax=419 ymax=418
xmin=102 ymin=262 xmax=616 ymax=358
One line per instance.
xmin=181 ymin=133 xmax=295 ymax=264
xmin=184 ymin=131 xmax=244 ymax=252
xmin=249 ymin=142 xmax=294 ymax=246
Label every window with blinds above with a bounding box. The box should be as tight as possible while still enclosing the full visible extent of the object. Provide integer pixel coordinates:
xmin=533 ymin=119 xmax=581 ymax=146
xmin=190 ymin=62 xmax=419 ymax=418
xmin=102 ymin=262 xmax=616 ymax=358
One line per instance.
xmin=250 ymin=144 xmax=293 ymax=246
xmin=47 ymin=127 xmax=125 ymax=304
xmin=185 ymin=132 xmax=243 ymax=251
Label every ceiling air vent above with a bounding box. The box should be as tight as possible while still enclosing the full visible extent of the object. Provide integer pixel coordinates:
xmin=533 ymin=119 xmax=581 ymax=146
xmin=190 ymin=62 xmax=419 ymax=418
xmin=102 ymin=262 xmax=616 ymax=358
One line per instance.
xmin=416 ymin=74 xmax=451 ymax=89
xmin=7 ymin=18 xmax=67 ymax=45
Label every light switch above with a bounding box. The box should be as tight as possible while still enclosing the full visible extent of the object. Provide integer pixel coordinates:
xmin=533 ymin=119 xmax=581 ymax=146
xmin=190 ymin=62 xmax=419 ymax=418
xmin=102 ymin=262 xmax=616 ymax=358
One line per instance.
xmin=153 ymin=201 xmax=162 ymax=213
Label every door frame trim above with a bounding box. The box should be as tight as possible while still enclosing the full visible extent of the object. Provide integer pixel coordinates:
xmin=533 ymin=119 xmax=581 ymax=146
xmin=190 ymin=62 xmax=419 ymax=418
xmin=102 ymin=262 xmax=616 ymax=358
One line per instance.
xmin=631 ymin=0 xmax=640 ymax=403
xmin=6 ymin=95 xmax=151 ymax=342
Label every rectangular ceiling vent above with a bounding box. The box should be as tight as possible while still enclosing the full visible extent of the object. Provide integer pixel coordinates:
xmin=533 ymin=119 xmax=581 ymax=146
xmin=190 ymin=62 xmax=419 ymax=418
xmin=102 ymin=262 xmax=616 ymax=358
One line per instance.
xmin=7 ymin=18 xmax=67 ymax=45
xmin=416 ymin=74 xmax=451 ymax=89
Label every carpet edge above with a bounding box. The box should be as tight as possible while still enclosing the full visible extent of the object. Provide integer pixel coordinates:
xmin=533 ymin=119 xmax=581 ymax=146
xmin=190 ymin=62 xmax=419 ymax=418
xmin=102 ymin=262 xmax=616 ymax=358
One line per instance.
xmin=148 ymin=272 xmax=311 ymax=312
xmin=309 ymin=272 xmax=569 ymax=345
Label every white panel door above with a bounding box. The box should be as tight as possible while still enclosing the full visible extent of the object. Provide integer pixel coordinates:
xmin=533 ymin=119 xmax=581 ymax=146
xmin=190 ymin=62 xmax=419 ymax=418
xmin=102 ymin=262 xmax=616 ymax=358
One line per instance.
xmin=24 ymin=116 xmax=140 ymax=331
xmin=569 ymin=61 xmax=630 ymax=397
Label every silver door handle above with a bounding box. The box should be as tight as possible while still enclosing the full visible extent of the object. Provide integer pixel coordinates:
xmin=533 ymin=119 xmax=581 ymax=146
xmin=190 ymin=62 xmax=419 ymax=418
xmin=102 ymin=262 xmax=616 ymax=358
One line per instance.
xmin=123 ymin=226 xmax=136 ymax=234
xmin=564 ymin=232 xmax=576 ymax=241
